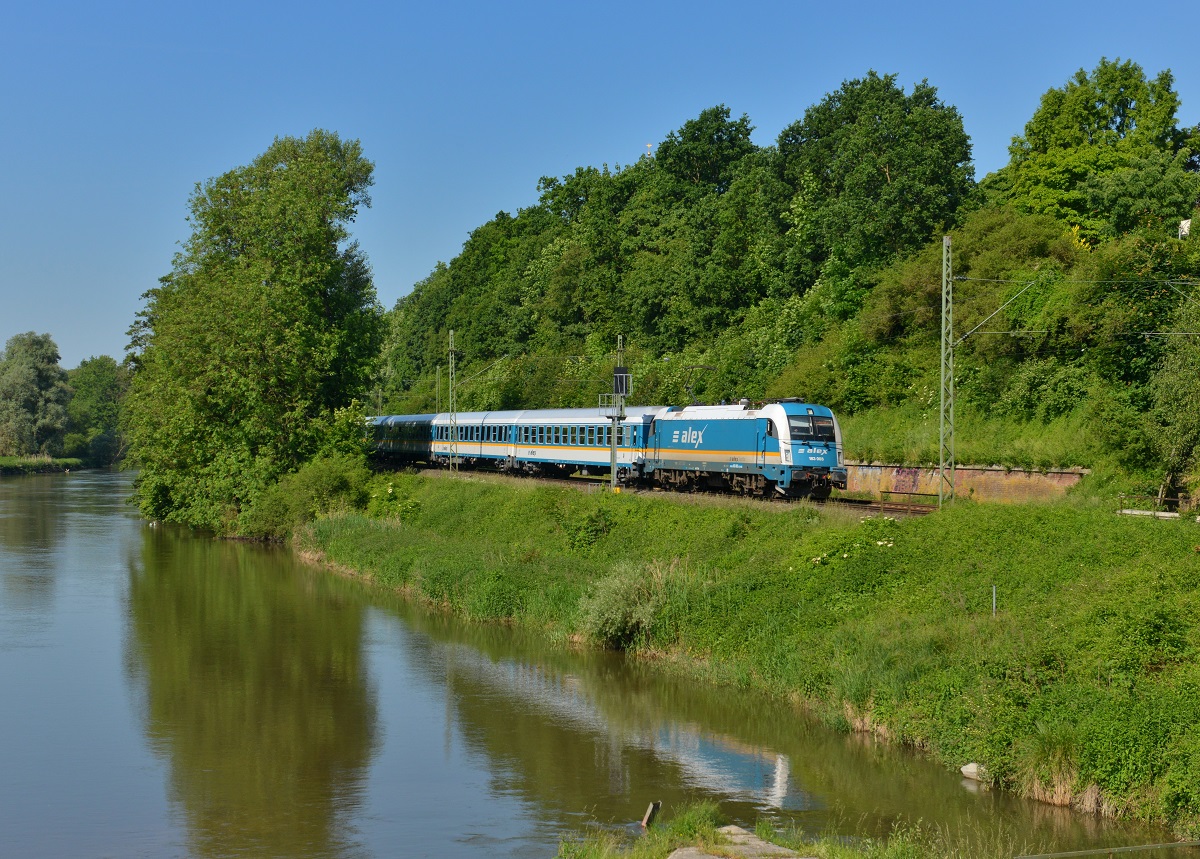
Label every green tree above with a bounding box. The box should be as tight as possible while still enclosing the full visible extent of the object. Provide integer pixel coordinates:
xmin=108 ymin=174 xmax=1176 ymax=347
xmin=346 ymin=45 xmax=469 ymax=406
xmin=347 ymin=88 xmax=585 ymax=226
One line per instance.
xmin=63 ymin=355 xmax=128 ymax=465
xmin=125 ymin=130 xmax=382 ymax=530
xmin=654 ymin=105 xmax=755 ymax=194
xmin=984 ymin=58 xmax=1200 ymax=239
xmin=0 ymin=332 xmax=71 ymax=456
xmin=1151 ymin=281 xmax=1200 ymax=490
xmin=778 ymin=71 xmax=974 ymax=271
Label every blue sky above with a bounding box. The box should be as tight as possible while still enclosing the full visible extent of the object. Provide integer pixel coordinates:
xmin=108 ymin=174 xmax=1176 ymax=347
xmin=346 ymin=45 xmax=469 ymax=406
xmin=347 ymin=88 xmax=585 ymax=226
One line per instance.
xmin=2 ymin=1 xmax=1197 ymax=368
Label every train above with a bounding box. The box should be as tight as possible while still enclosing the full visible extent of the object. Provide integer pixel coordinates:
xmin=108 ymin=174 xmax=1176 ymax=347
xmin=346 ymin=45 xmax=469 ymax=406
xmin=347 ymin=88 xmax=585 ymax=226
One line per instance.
xmin=370 ymin=398 xmax=846 ymax=500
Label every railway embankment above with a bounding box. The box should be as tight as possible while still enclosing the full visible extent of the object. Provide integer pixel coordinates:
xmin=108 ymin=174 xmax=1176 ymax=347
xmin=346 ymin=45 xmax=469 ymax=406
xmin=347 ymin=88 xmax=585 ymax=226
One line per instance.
xmin=297 ymin=469 xmax=1200 ymax=834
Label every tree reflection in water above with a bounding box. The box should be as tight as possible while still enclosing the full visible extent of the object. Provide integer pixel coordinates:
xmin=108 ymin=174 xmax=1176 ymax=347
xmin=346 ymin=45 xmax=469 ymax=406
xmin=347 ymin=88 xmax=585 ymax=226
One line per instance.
xmin=125 ymin=528 xmax=376 ymax=858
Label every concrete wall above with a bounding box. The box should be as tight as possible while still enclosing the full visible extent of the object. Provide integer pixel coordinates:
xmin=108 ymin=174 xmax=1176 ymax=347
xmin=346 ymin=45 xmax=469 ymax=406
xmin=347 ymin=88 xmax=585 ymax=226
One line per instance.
xmin=846 ymin=463 xmax=1088 ymax=504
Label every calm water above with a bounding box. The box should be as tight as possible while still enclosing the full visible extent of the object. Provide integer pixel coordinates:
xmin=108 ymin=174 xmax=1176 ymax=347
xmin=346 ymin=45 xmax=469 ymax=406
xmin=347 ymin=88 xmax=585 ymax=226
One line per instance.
xmin=0 ymin=471 xmax=1181 ymax=857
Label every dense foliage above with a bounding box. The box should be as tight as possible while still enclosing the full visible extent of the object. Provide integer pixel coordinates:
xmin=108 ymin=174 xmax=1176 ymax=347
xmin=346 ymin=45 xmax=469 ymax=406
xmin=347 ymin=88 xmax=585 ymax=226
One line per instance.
xmin=124 ymin=130 xmax=383 ymax=531
xmin=63 ymin=355 xmax=128 ymax=465
xmin=380 ymin=79 xmax=978 ymax=415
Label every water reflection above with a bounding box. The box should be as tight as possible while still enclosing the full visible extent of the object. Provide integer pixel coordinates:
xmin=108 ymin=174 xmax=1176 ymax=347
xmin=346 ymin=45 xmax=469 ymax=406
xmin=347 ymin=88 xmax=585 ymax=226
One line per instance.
xmin=126 ymin=527 xmax=377 ymax=858
xmin=392 ymin=608 xmax=1171 ymax=855
xmin=0 ymin=474 xmax=69 ymax=617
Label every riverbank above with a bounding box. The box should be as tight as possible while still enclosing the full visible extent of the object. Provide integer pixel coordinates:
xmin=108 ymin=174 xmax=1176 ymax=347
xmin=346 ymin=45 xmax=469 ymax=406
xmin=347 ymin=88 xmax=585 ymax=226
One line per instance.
xmin=555 ymin=800 xmax=1026 ymax=859
xmin=298 ymin=470 xmax=1200 ymax=834
xmin=0 ymin=455 xmax=83 ymax=475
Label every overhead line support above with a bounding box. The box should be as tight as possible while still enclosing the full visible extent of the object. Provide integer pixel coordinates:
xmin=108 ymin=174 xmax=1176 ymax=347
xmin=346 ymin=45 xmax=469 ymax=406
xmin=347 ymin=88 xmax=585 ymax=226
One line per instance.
xmin=939 ymin=236 xmax=955 ymax=508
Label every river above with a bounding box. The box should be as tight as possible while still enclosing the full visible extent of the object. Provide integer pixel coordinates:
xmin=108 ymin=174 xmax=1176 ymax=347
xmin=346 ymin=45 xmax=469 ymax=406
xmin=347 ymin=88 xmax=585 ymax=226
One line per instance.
xmin=0 ymin=471 xmax=1180 ymax=857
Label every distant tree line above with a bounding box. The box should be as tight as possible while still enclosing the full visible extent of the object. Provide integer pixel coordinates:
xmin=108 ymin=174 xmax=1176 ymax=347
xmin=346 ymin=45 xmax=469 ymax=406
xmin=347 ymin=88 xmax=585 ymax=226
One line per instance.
xmin=0 ymin=331 xmax=126 ymax=464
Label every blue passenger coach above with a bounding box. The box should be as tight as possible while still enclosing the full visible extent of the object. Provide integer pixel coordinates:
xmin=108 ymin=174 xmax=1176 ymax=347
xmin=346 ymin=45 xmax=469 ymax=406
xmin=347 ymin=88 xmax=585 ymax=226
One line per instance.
xmin=372 ymin=407 xmax=661 ymax=481
xmin=370 ymin=398 xmax=846 ymax=499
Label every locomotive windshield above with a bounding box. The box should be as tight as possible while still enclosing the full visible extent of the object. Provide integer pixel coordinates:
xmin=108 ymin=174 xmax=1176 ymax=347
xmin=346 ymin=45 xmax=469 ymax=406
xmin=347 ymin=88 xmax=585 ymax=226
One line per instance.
xmin=788 ymin=414 xmax=836 ymax=443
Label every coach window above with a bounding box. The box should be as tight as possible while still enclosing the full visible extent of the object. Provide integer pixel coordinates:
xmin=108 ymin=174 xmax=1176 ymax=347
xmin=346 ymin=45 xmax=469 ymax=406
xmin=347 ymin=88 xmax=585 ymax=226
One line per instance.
xmin=552 ymin=426 xmax=559 ymax=445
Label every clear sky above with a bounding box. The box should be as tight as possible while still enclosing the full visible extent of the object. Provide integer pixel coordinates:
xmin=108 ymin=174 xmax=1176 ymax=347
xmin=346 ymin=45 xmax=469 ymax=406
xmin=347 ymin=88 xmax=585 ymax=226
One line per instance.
xmin=2 ymin=1 xmax=1196 ymax=368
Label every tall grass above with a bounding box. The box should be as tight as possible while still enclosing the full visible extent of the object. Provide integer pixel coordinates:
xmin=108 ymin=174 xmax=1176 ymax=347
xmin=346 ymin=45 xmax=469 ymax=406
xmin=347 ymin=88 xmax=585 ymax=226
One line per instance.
xmin=842 ymin=404 xmax=1096 ymax=470
xmin=0 ymin=455 xmax=83 ymax=474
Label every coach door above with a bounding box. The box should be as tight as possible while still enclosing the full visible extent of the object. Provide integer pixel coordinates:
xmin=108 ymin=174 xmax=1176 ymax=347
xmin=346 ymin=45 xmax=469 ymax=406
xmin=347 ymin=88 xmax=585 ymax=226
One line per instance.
xmin=756 ymin=419 xmax=768 ymax=468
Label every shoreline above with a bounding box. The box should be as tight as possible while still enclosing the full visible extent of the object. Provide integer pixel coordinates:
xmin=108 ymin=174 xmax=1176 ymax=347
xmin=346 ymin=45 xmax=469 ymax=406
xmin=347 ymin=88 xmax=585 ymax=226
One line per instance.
xmin=294 ymin=470 xmax=1200 ymax=835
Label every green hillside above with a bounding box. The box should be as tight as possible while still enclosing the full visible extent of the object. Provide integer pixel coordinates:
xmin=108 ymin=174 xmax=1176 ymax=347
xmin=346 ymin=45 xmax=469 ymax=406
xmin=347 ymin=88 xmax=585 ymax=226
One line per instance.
xmin=377 ymin=58 xmax=1200 ymax=497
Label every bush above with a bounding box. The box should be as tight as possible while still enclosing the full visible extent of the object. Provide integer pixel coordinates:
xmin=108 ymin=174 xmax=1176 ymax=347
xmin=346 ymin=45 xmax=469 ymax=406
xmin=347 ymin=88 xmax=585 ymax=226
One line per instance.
xmin=239 ymin=454 xmax=371 ymax=539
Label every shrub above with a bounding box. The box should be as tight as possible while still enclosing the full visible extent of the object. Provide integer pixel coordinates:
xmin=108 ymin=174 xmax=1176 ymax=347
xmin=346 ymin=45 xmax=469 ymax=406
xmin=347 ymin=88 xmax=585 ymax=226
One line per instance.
xmin=239 ymin=454 xmax=371 ymax=539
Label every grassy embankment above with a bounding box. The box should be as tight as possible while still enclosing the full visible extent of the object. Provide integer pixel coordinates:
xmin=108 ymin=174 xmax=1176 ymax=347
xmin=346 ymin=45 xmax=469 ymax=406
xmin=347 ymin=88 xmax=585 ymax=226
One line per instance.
xmin=299 ymin=470 xmax=1200 ymax=833
xmin=0 ymin=455 xmax=83 ymax=475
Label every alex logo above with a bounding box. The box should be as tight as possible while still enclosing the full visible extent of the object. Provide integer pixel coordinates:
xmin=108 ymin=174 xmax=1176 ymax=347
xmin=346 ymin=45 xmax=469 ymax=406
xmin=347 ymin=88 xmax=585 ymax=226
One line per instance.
xmin=671 ymin=426 xmax=707 ymax=447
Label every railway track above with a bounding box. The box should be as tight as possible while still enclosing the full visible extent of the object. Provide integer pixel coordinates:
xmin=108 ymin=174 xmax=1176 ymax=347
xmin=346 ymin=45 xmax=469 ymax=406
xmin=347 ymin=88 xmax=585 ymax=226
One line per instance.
xmin=822 ymin=496 xmax=937 ymax=517
xmin=402 ymin=465 xmax=937 ymax=515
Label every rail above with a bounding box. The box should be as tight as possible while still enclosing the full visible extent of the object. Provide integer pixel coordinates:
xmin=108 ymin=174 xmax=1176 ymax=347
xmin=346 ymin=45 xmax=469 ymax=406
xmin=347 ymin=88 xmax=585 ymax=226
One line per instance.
xmin=878 ymin=490 xmax=939 ymax=515
xmin=827 ymin=492 xmax=937 ymax=517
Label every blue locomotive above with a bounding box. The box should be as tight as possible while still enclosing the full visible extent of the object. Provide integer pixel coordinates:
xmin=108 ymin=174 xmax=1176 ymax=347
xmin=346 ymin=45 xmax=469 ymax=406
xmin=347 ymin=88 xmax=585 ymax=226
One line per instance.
xmin=370 ymin=399 xmax=846 ymax=499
